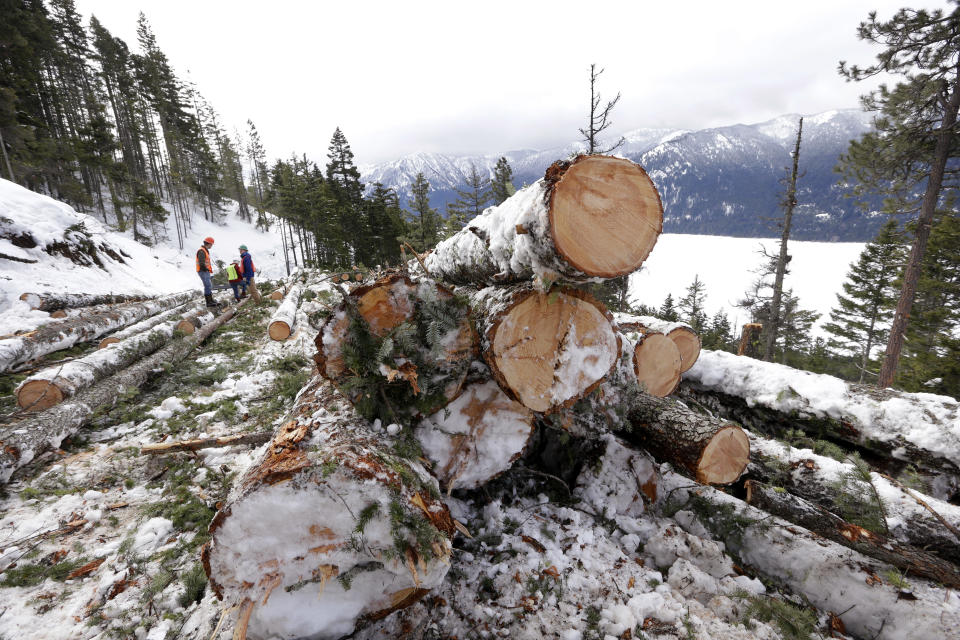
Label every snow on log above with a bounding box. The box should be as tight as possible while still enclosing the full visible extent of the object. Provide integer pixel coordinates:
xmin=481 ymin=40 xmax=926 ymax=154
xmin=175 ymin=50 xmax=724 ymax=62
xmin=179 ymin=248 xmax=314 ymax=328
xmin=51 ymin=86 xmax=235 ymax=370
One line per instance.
xmin=682 ymin=350 xmax=960 ymax=476
xmin=0 ymin=299 xmax=248 ymax=483
xmin=0 ymin=290 xmax=196 ymax=373
xmin=657 ymin=470 xmax=960 ymax=640
xmin=746 ymin=431 xmax=960 ymax=565
xmin=415 ymin=378 xmax=534 ymax=491
xmin=19 ymin=291 xmax=152 ymax=312
xmin=471 ymin=285 xmax=619 ymax=413
xmin=16 ymin=313 xmax=182 ymax=411
xmin=314 ymin=274 xmax=475 ymax=423
xmin=425 ymin=155 xmax=663 ymax=285
xmin=744 ymin=479 xmax=960 ymax=589
xmin=268 ymin=283 xmax=303 ymax=340
xmin=615 ymin=313 xmax=701 ymax=373
xmin=620 ymin=393 xmax=750 ymax=485
xmin=202 ymin=376 xmax=455 ymax=640
xmin=97 ymin=302 xmax=191 ymax=348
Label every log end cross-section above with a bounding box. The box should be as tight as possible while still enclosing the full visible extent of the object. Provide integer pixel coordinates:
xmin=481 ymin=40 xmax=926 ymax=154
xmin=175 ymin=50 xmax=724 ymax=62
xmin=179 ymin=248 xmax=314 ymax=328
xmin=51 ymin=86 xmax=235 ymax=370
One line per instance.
xmin=15 ymin=380 xmax=65 ymax=411
xmin=548 ymin=155 xmax=663 ymax=279
xmin=632 ymin=333 xmax=682 ymax=398
xmin=696 ymin=425 xmax=750 ymax=485
xmin=486 ymin=288 xmax=619 ymax=413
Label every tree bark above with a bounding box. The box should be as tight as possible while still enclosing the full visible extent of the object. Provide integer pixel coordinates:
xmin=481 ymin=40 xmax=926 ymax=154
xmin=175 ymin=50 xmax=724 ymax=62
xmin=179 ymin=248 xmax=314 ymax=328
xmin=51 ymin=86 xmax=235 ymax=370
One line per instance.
xmin=745 ymin=479 xmax=960 ymax=588
xmin=615 ymin=314 xmax=701 ymax=373
xmin=202 ymin=376 xmax=456 ymax=640
xmin=0 ymin=299 xmax=248 ymax=483
xmin=18 ymin=292 xmax=152 ymax=313
xmin=425 ymin=155 xmax=662 ymax=285
xmin=268 ymin=283 xmax=303 ymax=341
xmin=0 ymin=291 xmax=196 ymax=373
xmin=98 ymin=302 xmax=192 ymax=348
xmin=657 ymin=470 xmax=960 ymax=640
xmin=679 ymin=350 xmax=960 ymax=478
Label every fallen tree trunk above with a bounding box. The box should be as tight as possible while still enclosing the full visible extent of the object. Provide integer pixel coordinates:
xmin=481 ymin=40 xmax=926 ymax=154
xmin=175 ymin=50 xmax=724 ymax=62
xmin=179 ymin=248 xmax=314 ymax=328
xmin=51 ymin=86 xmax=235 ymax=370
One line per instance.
xmin=615 ymin=313 xmax=701 ymax=373
xmin=657 ymin=470 xmax=960 ymax=640
xmin=175 ymin=308 xmax=216 ymax=335
xmin=415 ymin=378 xmax=534 ymax=491
xmin=141 ymin=432 xmax=273 ymax=455
xmin=16 ymin=314 xmax=181 ymax=411
xmin=746 ymin=431 xmax=960 ymax=565
xmin=680 ymin=350 xmax=960 ymax=477
xmin=425 ymin=155 xmax=662 ymax=285
xmin=98 ymin=302 xmax=191 ymax=348
xmin=744 ymin=479 xmax=960 ymax=589
xmin=619 ymin=392 xmax=750 ymax=485
xmin=470 ymin=285 xmax=619 ymax=413
xmin=0 ymin=290 xmax=196 ymax=373
xmin=19 ymin=291 xmax=152 ymax=312
xmin=0 ymin=298 xmax=248 ymax=483
xmin=268 ymin=283 xmax=303 ymax=340
xmin=202 ymin=375 xmax=455 ymax=640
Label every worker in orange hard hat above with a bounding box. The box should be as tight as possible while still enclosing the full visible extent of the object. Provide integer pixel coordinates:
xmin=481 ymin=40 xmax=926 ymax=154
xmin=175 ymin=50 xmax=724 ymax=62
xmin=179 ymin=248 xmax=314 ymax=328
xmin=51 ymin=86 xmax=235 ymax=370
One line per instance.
xmin=196 ymin=237 xmax=218 ymax=308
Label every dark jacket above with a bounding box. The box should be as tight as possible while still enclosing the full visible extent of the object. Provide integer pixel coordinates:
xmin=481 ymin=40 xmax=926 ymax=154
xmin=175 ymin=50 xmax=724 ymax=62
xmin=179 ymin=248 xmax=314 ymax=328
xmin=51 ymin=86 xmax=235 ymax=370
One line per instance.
xmin=240 ymin=251 xmax=255 ymax=278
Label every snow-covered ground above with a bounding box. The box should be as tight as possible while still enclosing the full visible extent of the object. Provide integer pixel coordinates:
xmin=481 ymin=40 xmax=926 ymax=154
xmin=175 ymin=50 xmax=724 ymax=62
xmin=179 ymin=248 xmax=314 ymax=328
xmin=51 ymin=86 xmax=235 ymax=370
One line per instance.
xmin=630 ymin=234 xmax=866 ymax=334
xmin=0 ymin=178 xmax=290 ymax=335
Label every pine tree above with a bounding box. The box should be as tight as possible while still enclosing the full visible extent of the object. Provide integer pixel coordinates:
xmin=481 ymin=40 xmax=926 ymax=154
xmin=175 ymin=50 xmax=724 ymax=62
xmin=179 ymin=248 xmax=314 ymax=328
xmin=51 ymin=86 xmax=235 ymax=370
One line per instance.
xmin=325 ymin=127 xmax=368 ymax=265
xmin=404 ymin=172 xmax=441 ymax=252
xmin=838 ymin=5 xmax=960 ymax=387
xmin=364 ymin=182 xmax=406 ymax=267
xmin=678 ymin=275 xmax=708 ymax=332
xmin=578 ymin=64 xmax=624 ymax=154
xmin=658 ymin=293 xmax=679 ymax=321
xmin=823 ymin=219 xmax=906 ymax=382
xmin=490 ymin=156 xmax=515 ymax=205
xmin=445 ymin=163 xmax=491 ymax=237
xmin=702 ymin=310 xmax=735 ymax=352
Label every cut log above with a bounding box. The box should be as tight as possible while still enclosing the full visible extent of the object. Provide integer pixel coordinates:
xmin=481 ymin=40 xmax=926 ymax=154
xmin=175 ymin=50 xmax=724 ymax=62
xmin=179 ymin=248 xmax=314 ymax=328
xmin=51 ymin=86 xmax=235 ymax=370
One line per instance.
xmin=619 ymin=393 xmax=750 ymax=485
xmin=49 ymin=310 xmax=67 ymax=319
xmin=628 ymin=330 xmax=681 ymax=397
xmin=16 ymin=313 xmax=182 ymax=411
xmin=425 ymin=155 xmax=663 ymax=285
xmin=615 ymin=313 xmax=701 ymax=373
xmin=141 ymin=432 xmax=273 ymax=455
xmin=98 ymin=302 xmax=191 ymax=348
xmin=471 ymin=285 xmax=619 ymax=413
xmin=415 ymin=379 xmax=534 ymax=491
xmin=268 ymin=283 xmax=303 ymax=341
xmin=737 ymin=323 xmax=762 ymax=357
xmin=19 ymin=291 xmax=152 ymax=312
xmin=746 ymin=430 xmax=960 ymax=565
xmin=0 ymin=298 xmax=248 ymax=483
xmin=0 ymin=290 xmax=196 ymax=373
xmin=175 ymin=308 xmax=216 ymax=335
xmin=680 ymin=350 xmax=960 ymax=478
xmin=314 ymin=274 xmax=475 ymax=423
xmin=744 ymin=479 xmax=960 ymax=589
xmin=656 ymin=469 xmax=960 ymax=640
xmin=268 ymin=288 xmax=286 ymax=301
xmin=202 ymin=376 xmax=455 ymax=640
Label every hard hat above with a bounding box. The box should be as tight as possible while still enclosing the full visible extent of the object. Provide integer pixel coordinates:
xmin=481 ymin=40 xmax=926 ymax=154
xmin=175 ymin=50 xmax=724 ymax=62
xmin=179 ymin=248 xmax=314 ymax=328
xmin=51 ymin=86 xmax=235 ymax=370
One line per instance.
xmin=204 ymin=237 xmax=215 ymax=245
xmin=239 ymin=244 xmax=248 ymax=251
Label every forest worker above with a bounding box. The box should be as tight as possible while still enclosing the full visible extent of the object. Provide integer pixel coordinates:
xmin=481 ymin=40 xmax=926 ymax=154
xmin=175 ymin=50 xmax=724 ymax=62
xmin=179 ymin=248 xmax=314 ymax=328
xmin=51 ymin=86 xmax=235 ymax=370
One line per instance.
xmin=196 ymin=237 xmax=219 ymax=308
xmin=226 ymin=260 xmax=246 ymax=302
xmin=239 ymin=244 xmax=261 ymax=301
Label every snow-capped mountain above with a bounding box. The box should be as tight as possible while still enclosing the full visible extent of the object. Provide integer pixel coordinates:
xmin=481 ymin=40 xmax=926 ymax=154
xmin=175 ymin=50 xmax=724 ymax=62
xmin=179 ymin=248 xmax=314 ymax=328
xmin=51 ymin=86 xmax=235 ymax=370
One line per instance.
xmin=359 ymin=109 xmax=880 ymax=241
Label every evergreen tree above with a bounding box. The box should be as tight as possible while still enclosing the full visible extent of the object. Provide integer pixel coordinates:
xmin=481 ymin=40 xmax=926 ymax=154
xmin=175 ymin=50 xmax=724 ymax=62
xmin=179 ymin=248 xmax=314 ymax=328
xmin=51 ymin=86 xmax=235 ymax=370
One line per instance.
xmin=404 ymin=172 xmax=441 ymax=252
xmin=325 ymin=127 xmax=368 ymax=265
xmin=658 ymin=293 xmax=679 ymax=321
xmin=702 ymin=310 xmax=735 ymax=352
xmin=579 ymin=64 xmax=624 ymax=154
xmin=678 ymin=275 xmax=708 ymax=332
xmin=364 ymin=182 xmax=406 ymax=267
xmin=823 ymin=219 xmax=906 ymax=382
xmin=838 ymin=5 xmax=960 ymax=387
xmin=490 ymin=156 xmax=515 ymax=205
xmin=445 ymin=163 xmax=491 ymax=237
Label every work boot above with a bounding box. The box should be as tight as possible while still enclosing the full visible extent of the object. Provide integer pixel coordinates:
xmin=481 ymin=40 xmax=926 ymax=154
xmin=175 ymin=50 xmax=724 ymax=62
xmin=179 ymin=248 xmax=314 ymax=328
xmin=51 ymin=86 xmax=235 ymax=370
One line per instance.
xmin=205 ymin=294 xmax=218 ymax=308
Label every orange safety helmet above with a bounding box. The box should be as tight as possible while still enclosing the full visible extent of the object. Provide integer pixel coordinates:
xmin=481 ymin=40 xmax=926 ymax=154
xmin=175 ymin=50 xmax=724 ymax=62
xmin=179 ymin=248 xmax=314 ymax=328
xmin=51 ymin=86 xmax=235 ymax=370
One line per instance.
xmin=204 ymin=237 xmax=215 ymax=245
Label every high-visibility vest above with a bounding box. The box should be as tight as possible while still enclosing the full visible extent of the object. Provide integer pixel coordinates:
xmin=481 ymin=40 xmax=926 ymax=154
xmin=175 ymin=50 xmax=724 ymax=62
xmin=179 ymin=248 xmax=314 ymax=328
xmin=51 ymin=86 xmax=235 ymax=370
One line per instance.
xmin=196 ymin=246 xmax=212 ymax=272
xmin=226 ymin=264 xmax=240 ymax=281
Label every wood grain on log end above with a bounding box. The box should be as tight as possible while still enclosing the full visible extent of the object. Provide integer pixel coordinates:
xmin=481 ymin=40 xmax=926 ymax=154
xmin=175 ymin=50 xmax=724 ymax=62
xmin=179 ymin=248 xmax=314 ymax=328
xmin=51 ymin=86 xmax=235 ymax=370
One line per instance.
xmin=175 ymin=319 xmax=196 ymax=335
xmin=50 ymin=310 xmax=67 ymax=319
xmin=488 ymin=289 xmax=618 ymax=413
xmin=353 ymin=274 xmax=416 ymax=337
xmin=548 ymin=155 xmax=663 ymax=278
xmin=16 ymin=379 xmax=64 ymax=411
xmin=633 ymin=333 xmax=682 ymax=397
xmin=268 ymin=321 xmax=291 ymax=341
xmin=696 ymin=425 xmax=750 ymax=485
xmin=669 ymin=328 xmax=701 ymax=373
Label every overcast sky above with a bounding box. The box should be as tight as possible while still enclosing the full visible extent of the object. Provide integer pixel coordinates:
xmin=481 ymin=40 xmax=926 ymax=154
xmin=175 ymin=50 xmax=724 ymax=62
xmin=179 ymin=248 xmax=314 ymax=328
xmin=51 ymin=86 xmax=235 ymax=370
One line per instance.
xmin=73 ymin=0 xmax=947 ymax=164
